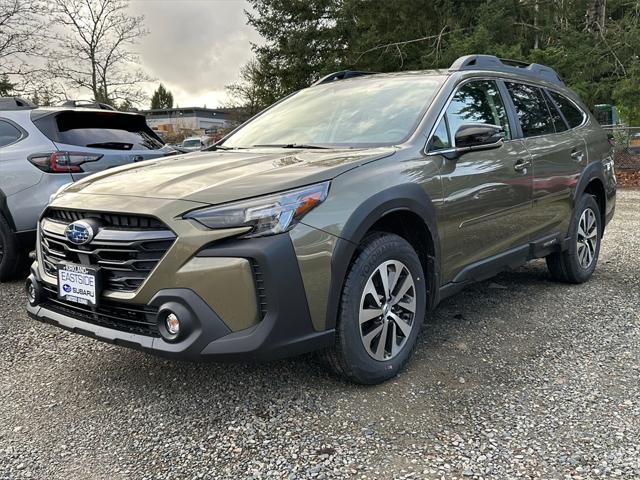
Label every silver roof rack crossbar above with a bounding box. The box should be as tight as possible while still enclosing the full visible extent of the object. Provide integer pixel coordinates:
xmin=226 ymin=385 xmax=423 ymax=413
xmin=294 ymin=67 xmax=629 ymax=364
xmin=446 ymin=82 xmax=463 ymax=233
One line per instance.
xmin=0 ymin=97 xmax=36 ymax=110
xmin=449 ymin=54 xmax=565 ymax=86
xmin=313 ymin=70 xmax=378 ymax=86
xmin=60 ymin=99 xmax=117 ymax=111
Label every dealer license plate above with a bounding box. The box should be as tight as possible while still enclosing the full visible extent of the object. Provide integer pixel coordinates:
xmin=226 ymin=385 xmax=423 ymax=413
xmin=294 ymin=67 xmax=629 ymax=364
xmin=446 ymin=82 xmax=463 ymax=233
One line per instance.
xmin=57 ymin=263 xmax=101 ymax=306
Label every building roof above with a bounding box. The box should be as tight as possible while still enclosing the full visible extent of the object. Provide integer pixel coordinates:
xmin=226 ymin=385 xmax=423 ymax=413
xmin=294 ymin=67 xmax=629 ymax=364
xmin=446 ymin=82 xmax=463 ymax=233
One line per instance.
xmin=141 ymin=107 xmax=241 ymax=117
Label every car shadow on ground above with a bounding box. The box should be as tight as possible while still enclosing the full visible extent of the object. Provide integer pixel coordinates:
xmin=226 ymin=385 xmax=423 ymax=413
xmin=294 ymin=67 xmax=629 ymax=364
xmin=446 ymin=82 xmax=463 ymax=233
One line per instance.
xmin=69 ymin=259 xmax=564 ymax=407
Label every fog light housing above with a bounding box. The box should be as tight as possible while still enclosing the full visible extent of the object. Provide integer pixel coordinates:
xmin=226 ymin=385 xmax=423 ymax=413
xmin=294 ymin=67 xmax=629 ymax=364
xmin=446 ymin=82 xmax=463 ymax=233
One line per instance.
xmin=165 ymin=313 xmax=180 ymax=335
xmin=157 ymin=304 xmax=193 ymax=343
xmin=25 ymin=277 xmax=41 ymax=307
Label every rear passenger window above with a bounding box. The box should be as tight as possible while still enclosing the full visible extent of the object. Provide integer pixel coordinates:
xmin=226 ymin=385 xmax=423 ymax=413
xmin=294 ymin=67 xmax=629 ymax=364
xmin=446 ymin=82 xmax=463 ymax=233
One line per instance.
xmin=506 ymin=83 xmax=555 ymax=137
xmin=0 ymin=120 xmax=22 ymax=147
xmin=446 ymin=80 xmax=511 ymax=141
xmin=428 ymin=117 xmax=451 ymax=151
xmin=548 ymin=91 xmax=586 ymax=128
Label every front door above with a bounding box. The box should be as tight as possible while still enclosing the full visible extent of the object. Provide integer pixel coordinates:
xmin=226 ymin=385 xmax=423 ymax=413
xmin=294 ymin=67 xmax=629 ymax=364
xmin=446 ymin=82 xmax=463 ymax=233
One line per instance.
xmin=428 ymin=79 xmax=534 ymax=283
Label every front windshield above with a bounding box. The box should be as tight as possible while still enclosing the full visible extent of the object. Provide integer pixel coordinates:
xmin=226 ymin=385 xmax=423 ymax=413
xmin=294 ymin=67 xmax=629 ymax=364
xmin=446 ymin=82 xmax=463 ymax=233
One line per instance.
xmin=222 ymin=74 xmax=445 ymax=148
xmin=182 ymin=139 xmax=201 ymax=147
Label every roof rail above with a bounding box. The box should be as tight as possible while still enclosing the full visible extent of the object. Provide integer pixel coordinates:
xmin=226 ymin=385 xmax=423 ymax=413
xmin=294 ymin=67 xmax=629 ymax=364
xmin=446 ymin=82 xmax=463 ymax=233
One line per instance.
xmin=449 ymin=54 xmax=565 ymax=86
xmin=313 ymin=70 xmax=378 ymax=86
xmin=60 ymin=99 xmax=117 ymax=111
xmin=0 ymin=97 xmax=36 ymax=110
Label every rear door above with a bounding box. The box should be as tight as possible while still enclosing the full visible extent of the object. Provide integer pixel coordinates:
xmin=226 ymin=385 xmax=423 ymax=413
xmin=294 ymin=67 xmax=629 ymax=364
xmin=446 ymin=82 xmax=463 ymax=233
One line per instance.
xmin=32 ymin=110 xmax=173 ymax=180
xmin=504 ymin=82 xmax=585 ymax=240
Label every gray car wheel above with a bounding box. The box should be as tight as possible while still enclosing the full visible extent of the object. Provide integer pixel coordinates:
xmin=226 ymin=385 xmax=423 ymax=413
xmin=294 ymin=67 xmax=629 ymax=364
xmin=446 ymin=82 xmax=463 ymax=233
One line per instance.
xmin=324 ymin=232 xmax=426 ymax=384
xmin=576 ymin=207 xmax=598 ymax=269
xmin=547 ymin=194 xmax=602 ymax=284
xmin=358 ymin=260 xmax=417 ymax=361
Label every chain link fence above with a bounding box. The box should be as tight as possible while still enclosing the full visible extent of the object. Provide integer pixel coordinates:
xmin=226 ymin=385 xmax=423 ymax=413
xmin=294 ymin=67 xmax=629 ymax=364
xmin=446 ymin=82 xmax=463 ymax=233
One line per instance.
xmin=602 ymin=126 xmax=640 ymax=171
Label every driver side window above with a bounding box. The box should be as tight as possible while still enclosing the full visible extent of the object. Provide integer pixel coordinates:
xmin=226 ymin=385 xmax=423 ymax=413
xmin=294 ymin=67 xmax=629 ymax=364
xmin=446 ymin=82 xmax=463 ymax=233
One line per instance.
xmin=446 ymin=80 xmax=511 ymax=144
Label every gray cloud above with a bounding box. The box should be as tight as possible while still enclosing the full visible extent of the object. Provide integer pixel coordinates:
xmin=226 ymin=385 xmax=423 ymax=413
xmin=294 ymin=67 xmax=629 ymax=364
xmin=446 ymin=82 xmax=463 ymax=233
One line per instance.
xmin=129 ymin=0 xmax=259 ymax=108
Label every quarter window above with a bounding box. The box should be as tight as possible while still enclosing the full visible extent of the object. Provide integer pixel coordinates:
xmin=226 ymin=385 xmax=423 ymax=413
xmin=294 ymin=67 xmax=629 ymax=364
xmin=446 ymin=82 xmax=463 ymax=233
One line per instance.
xmin=446 ymin=80 xmax=511 ymax=143
xmin=506 ymin=82 xmax=555 ymax=137
xmin=0 ymin=120 xmax=22 ymax=147
xmin=548 ymin=91 xmax=585 ymax=128
xmin=428 ymin=117 xmax=451 ymax=151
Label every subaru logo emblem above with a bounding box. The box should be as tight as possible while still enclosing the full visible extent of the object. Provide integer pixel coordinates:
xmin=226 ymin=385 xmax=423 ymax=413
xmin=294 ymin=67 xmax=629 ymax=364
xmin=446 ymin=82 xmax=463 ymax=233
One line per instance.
xmin=65 ymin=220 xmax=95 ymax=245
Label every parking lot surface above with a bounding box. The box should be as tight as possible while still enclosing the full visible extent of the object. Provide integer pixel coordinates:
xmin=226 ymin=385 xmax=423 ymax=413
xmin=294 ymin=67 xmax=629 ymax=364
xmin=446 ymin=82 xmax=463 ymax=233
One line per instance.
xmin=1 ymin=189 xmax=639 ymax=480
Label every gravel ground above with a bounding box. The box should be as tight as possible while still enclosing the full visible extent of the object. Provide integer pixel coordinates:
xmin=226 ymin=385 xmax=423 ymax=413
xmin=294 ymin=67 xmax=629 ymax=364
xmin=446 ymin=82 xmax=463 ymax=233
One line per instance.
xmin=1 ymin=189 xmax=639 ymax=480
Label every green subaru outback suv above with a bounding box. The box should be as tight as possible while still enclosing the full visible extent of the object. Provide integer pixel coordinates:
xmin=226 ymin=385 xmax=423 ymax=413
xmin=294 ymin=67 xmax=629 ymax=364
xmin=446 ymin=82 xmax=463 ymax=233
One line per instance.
xmin=26 ymin=55 xmax=616 ymax=384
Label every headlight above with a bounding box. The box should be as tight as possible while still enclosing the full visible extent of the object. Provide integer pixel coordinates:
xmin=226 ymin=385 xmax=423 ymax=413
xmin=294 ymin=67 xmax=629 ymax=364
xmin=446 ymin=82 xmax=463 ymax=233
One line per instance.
xmin=184 ymin=182 xmax=330 ymax=238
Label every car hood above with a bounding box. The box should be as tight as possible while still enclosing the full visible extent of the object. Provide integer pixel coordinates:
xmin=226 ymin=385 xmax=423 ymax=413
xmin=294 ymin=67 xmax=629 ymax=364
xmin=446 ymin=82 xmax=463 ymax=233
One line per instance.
xmin=64 ymin=147 xmax=396 ymax=205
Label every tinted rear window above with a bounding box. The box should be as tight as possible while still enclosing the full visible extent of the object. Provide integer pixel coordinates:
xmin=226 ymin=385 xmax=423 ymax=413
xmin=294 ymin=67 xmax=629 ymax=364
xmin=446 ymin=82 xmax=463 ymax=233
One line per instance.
xmin=39 ymin=111 xmax=163 ymax=150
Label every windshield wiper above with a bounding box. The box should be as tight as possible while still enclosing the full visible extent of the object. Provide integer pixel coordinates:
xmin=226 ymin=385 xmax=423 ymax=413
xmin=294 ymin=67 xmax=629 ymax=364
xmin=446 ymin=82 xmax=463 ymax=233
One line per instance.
xmin=251 ymin=143 xmax=331 ymax=149
xmin=204 ymin=144 xmax=234 ymax=151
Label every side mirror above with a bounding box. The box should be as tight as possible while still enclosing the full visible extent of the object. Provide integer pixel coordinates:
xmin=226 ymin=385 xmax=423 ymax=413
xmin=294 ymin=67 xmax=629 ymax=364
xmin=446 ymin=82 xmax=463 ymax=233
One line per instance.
xmin=454 ymin=123 xmax=505 ymax=153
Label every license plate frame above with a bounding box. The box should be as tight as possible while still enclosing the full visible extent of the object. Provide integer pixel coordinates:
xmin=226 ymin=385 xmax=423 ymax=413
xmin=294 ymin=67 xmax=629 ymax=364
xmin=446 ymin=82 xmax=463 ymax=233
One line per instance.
xmin=57 ymin=262 xmax=101 ymax=307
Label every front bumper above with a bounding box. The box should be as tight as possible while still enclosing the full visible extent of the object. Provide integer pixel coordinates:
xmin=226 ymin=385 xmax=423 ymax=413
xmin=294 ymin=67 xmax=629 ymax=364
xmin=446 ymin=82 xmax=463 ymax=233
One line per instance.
xmin=27 ymin=234 xmax=335 ymax=361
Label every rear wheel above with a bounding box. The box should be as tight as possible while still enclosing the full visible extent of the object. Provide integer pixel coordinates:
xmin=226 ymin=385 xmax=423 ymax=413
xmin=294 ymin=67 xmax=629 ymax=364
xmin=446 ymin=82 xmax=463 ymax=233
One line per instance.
xmin=546 ymin=194 xmax=602 ymax=284
xmin=324 ymin=233 xmax=426 ymax=384
xmin=0 ymin=214 xmax=20 ymax=282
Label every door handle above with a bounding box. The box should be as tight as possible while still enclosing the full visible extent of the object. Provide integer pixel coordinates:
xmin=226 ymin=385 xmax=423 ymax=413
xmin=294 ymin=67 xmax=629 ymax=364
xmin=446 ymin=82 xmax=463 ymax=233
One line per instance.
xmin=514 ymin=159 xmax=531 ymax=172
xmin=570 ymin=149 xmax=584 ymax=162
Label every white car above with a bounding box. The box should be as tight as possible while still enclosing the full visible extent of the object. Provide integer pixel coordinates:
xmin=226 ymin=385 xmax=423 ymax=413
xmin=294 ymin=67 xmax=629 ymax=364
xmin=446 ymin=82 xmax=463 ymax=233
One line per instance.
xmin=0 ymin=97 xmax=175 ymax=280
xmin=180 ymin=137 xmax=205 ymax=151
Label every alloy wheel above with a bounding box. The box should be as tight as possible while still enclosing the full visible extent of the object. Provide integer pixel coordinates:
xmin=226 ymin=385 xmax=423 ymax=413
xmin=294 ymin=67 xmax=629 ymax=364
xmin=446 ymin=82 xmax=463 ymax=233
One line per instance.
xmin=359 ymin=260 xmax=417 ymax=361
xmin=577 ymin=207 xmax=598 ymax=269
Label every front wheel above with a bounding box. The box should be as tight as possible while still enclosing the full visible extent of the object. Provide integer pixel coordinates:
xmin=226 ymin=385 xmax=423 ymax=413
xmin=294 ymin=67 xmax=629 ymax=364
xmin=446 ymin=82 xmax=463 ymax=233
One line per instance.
xmin=546 ymin=194 xmax=602 ymax=284
xmin=324 ymin=233 xmax=426 ymax=384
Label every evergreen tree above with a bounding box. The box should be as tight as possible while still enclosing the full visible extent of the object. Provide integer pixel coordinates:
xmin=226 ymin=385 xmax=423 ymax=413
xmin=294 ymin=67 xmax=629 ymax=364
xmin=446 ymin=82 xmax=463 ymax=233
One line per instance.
xmin=150 ymin=84 xmax=174 ymax=109
xmin=0 ymin=74 xmax=14 ymax=96
xmin=234 ymin=0 xmax=640 ymax=122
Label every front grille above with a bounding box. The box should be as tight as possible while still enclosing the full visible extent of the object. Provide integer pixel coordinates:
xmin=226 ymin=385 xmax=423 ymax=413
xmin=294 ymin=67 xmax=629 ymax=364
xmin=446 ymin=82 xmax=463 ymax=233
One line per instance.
xmin=47 ymin=208 xmax=165 ymax=229
xmin=40 ymin=209 xmax=176 ymax=292
xmin=41 ymin=286 xmax=160 ymax=337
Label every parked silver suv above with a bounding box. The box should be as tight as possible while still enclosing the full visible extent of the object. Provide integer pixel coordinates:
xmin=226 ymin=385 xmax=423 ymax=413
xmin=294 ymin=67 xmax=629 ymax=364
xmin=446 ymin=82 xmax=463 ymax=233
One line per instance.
xmin=0 ymin=97 xmax=175 ymax=280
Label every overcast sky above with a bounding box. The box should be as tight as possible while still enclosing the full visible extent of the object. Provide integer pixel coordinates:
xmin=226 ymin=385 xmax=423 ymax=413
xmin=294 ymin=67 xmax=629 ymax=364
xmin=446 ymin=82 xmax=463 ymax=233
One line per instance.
xmin=129 ymin=0 xmax=260 ymax=109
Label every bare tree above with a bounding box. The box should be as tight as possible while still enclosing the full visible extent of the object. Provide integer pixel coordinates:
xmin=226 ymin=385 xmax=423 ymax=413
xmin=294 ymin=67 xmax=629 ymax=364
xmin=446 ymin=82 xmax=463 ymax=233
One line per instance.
xmin=49 ymin=0 xmax=150 ymax=105
xmin=224 ymin=58 xmax=275 ymax=117
xmin=0 ymin=0 xmax=45 ymax=77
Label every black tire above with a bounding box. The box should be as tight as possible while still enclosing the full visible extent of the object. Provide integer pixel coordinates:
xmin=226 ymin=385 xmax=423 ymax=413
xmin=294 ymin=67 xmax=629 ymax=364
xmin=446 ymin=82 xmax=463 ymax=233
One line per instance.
xmin=0 ymin=214 xmax=20 ymax=282
xmin=546 ymin=194 xmax=602 ymax=284
xmin=324 ymin=232 xmax=427 ymax=384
